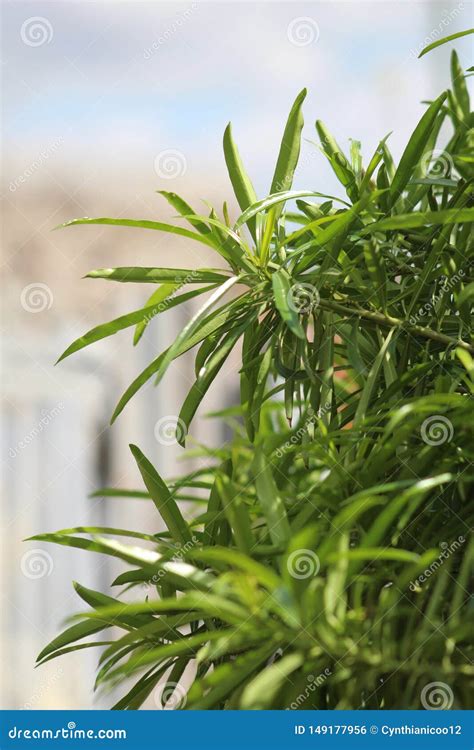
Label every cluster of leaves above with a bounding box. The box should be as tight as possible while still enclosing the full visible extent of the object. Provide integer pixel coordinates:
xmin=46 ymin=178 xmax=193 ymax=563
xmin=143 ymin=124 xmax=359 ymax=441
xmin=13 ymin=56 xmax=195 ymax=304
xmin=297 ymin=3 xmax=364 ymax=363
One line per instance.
xmin=31 ymin=38 xmax=473 ymax=709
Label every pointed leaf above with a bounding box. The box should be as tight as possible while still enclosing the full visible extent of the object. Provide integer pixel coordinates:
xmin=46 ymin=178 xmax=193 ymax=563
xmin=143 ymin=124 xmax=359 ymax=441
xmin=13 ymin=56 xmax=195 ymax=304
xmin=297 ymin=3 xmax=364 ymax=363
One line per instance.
xmin=223 ymin=123 xmax=258 ymax=241
xmin=57 ymin=217 xmax=216 ymax=248
xmin=272 ymin=269 xmax=305 ymax=339
xmin=129 ymin=444 xmax=192 ymax=545
xmin=270 ymin=89 xmax=307 ymax=216
xmin=390 ymin=92 xmax=447 ymax=203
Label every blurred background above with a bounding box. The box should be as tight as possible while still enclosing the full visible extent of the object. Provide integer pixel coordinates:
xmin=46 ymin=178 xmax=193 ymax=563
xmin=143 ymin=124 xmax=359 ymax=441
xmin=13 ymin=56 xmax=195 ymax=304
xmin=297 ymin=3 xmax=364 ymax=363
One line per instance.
xmin=1 ymin=0 xmax=472 ymax=709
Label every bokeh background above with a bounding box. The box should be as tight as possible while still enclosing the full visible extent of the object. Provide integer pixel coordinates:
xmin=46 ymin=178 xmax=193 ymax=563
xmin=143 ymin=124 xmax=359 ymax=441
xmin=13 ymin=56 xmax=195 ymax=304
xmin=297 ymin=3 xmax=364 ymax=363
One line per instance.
xmin=1 ymin=0 xmax=472 ymax=709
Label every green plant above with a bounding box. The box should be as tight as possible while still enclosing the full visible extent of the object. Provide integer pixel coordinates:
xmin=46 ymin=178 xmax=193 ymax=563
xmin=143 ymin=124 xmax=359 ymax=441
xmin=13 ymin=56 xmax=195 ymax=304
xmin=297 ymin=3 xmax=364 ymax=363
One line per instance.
xmin=30 ymin=37 xmax=473 ymax=710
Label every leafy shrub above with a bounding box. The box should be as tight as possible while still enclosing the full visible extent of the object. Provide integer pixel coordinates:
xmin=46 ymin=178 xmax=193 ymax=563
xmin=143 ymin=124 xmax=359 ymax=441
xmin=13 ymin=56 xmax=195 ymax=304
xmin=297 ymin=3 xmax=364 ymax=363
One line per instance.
xmin=31 ymin=38 xmax=473 ymax=709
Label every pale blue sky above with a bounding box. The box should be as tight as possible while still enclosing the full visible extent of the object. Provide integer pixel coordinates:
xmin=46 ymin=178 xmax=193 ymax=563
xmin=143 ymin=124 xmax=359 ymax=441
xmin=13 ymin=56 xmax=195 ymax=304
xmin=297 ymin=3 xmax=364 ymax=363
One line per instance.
xmin=3 ymin=1 xmax=473 ymax=202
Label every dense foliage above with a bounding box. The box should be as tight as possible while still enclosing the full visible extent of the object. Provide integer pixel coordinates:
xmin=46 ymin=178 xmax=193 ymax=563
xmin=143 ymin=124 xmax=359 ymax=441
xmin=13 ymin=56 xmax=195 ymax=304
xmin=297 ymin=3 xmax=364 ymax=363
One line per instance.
xmin=31 ymin=40 xmax=473 ymax=709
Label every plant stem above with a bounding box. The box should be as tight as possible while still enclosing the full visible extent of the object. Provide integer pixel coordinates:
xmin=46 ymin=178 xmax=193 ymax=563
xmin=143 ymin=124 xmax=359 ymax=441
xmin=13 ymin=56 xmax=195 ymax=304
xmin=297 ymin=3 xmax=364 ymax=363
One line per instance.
xmin=319 ymin=298 xmax=474 ymax=353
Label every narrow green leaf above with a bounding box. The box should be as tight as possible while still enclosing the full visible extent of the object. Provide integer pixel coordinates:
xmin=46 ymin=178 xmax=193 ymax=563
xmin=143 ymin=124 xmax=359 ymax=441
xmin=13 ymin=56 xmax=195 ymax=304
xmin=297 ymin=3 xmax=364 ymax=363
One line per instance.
xmin=133 ymin=283 xmax=179 ymax=345
xmin=216 ymin=474 xmax=254 ymax=554
xmin=178 ymin=319 xmax=250 ymax=444
xmin=26 ymin=534 xmax=160 ymax=567
xmin=129 ymin=444 xmax=192 ymax=545
xmin=363 ymin=238 xmax=387 ymax=310
xmin=457 ymin=282 xmax=474 ymax=308
xmin=189 ymin=645 xmax=275 ymax=709
xmin=316 ymin=120 xmax=358 ymax=202
xmin=241 ymin=653 xmax=303 ymax=709
xmin=390 ymin=92 xmax=447 ymax=203
xmin=272 ymin=269 xmax=306 ymax=339
xmin=234 ymin=190 xmax=349 ymax=230
xmin=418 ymin=28 xmax=474 ymax=58
xmin=353 ymin=328 xmax=395 ymax=429
xmin=157 ymin=191 xmax=211 ymax=234
xmin=85 ymin=267 xmax=229 ymax=284
xmin=80 ymin=593 xmax=248 ymax=627
xmin=297 ymin=190 xmax=381 ymax=273
xmin=363 ymin=207 xmax=474 ymax=233
xmin=37 ymin=620 xmax=108 ymax=664
xmin=56 ymin=217 xmax=216 ymax=248
xmin=153 ymin=276 xmax=241 ymax=390
xmin=89 ymin=488 xmax=150 ymax=500
xmin=270 ymin=89 xmax=307 ymax=214
xmin=112 ymin=665 xmax=171 ymax=710
xmin=111 ymin=297 xmax=247 ymax=423
xmin=57 ymin=285 xmax=214 ymax=363
xmin=253 ymin=446 xmax=291 ymax=547
xmin=111 ymin=631 xmax=226 ymax=678
xmin=451 ymin=49 xmax=470 ymax=119
xmin=189 ymin=547 xmax=281 ymax=591
xmin=325 ymin=548 xmax=420 ymax=563
xmin=223 ymin=123 xmax=258 ymax=241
